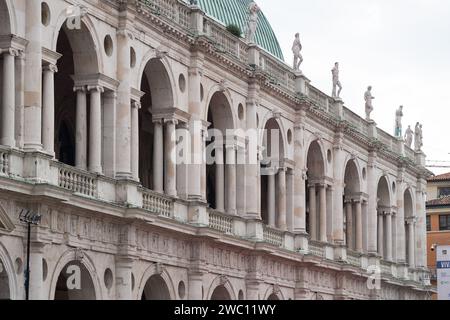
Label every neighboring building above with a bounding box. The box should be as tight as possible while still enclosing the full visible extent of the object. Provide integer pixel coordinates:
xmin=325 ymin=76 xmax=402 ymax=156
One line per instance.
xmin=0 ymin=0 xmax=433 ymax=300
xmin=426 ymin=173 xmax=450 ymax=297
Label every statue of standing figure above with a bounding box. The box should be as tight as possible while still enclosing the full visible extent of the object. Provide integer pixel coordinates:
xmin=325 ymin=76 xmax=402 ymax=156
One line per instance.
xmin=414 ymin=122 xmax=423 ymax=151
xmin=245 ymin=1 xmax=260 ymax=44
xmin=332 ymin=62 xmax=342 ymax=98
xmin=404 ymin=125 xmax=414 ymax=148
xmin=394 ymin=105 xmax=404 ymax=137
xmin=292 ymin=33 xmax=303 ymax=71
xmin=364 ymin=86 xmax=375 ymax=120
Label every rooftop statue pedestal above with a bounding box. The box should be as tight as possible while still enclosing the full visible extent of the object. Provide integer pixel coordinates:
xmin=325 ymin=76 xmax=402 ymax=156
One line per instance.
xmin=367 ymin=119 xmax=378 ymax=140
xmin=294 ymin=71 xmax=310 ymax=96
xmin=248 ymin=44 xmax=260 ymax=68
xmin=332 ymin=97 xmax=344 ymax=119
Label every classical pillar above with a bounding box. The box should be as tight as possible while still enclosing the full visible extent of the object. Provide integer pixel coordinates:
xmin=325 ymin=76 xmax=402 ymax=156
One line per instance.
xmin=176 ymin=122 xmax=190 ymax=199
xmin=308 ymin=185 xmax=317 ymax=240
xmin=24 ymin=0 xmax=42 ymax=151
xmin=116 ymin=29 xmax=132 ymax=178
xmin=277 ymin=168 xmax=287 ymax=230
xmin=215 ymin=144 xmax=225 ymax=212
xmin=153 ymin=120 xmax=164 ymax=193
xmin=15 ymin=52 xmax=25 ymax=149
xmin=386 ymin=211 xmax=393 ymax=261
xmin=88 ymin=86 xmax=103 ymax=174
xmin=407 ymin=219 xmax=416 ymax=267
xmin=74 ymin=86 xmax=87 ymax=170
xmin=225 ymin=145 xmax=236 ymax=215
xmin=355 ymin=200 xmax=363 ymax=252
xmin=377 ymin=211 xmax=384 ymax=257
xmin=268 ymin=171 xmax=276 ymax=227
xmin=286 ymin=169 xmax=294 ymax=232
xmin=115 ymin=258 xmax=133 ymax=300
xmin=1 ymin=49 xmax=17 ymax=147
xmin=188 ymin=272 xmax=203 ymax=300
xmin=164 ymin=119 xmax=178 ymax=197
xmin=42 ymin=64 xmax=57 ymax=156
xmin=367 ymin=153 xmax=378 ymax=253
xmin=130 ymin=101 xmax=141 ymax=180
xmin=293 ymin=117 xmax=306 ymax=232
xmin=103 ymin=91 xmax=117 ymax=178
xmin=319 ymin=184 xmax=327 ymax=242
xmin=345 ymin=200 xmax=353 ymax=249
xmin=29 ymin=245 xmax=44 ymax=300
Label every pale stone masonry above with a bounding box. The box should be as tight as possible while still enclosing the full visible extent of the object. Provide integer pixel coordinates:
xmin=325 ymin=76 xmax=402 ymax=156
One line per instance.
xmin=0 ymin=0 xmax=433 ymax=300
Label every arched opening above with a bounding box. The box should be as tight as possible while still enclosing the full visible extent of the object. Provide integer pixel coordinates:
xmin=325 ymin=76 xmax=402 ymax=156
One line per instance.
xmin=267 ymin=293 xmax=280 ymax=300
xmin=0 ymin=258 xmax=10 ymax=300
xmin=343 ymin=160 xmax=362 ymax=251
xmin=210 ymin=285 xmax=231 ymax=300
xmin=0 ymin=0 xmax=11 ymax=36
xmin=206 ymin=91 xmax=235 ymax=214
xmin=376 ymin=176 xmax=392 ymax=260
xmin=141 ymin=274 xmax=171 ymax=300
xmin=404 ymin=189 xmax=415 ymax=267
xmin=54 ymin=261 xmax=96 ymax=300
xmin=54 ymin=21 xmax=99 ymax=169
xmin=305 ymin=140 xmax=326 ymax=241
xmin=260 ymin=118 xmax=286 ymax=229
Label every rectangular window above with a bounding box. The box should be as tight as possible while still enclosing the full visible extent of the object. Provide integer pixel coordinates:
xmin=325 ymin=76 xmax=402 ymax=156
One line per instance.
xmin=439 ymin=215 xmax=450 ymax=231
xmin=438 ymin=187 xmax=450 ymax=198
xmin=427 ymin=216 xmax=431 ymax=232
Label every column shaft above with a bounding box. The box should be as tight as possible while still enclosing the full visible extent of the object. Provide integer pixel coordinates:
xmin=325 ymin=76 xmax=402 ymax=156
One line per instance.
xmin=268 ymin=172 xmax=276 ymax=227
xmin=345 ymin=201 xmax=353 ymax=249
xmin=1 ymin=50 xmax=16 ymax=147
xmin=378 ymin=213 xmax=384 ymax=257
xmin=164 ymin=120 xmax=177 ymax=197
xmin=319 ymin=185 xmax=327 ymax=242
xmin=42 ymin=64 xmax=57 ymax=156
xmin=215 ymin=145 xmax=225 ymax=212
xmin=153 ymin=120 xmax=164 ymax=193
xmin=355 ymin=201 xmax=363 ymax=252
xmin=408 ymin=222 xmax=416 ymax=267
xmin=386 ymin=213 xmax=393 ymax=261
xmin=308 ymin=185 xmax=317 ymax=240
xmin=130 ymin=102 xmax=140 ymax=180
xmin=225 ymin=146 xmax=236 ymax=215
xmin=89 ymin=87 xmax=103 ymax=174
xmin=75 ymin=87 xmax=87 ymax=170
xmin=277 ymin=169 xmax=287 ymax=230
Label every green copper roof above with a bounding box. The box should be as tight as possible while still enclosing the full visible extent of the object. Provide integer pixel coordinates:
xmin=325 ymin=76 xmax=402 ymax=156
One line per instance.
xmin=192 ymin=0 xmax=284 ymax=61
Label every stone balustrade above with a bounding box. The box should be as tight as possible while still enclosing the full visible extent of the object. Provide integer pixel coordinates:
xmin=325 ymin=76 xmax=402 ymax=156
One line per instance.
xmin=208 ymin=210 xmax=234 ymax=234
xmin=142 ymin=189 xmax=173 ymax=218
xmin=308 ymin=240 xmax=326 ymax=258
xmin=347 ymin=250 xmax=362 ymax=267
xmin=56 ymin=162 xmax=97 ymax=197
xmin=140 ymin=0 xmax=191 ymax=29
xmin=262 ymin=225 xmax=284 ymax=247
xmin=0 ymin=148 xmax=9 ymax=176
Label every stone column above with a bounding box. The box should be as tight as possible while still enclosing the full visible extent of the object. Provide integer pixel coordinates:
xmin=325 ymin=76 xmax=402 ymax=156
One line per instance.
xmin=164 ymin=119 xmax=178 ymax=197
xmin=277 ymin=168 xmax=287 ymax=230
xmin=88 ymin=86 xmax=103 ymax=174
xmin=345 ymin=200 xmax=353 ymax=249
xmin=367 ymin=153 xmax=378 ymax=253
xmin=176 ymin=122 xmax=190 ymax=199
xmin=319 ymin=184 xmax=327 ymax=242
xmin=188 ymin=272 xmax=204 ymax=300
xmin=308 ymin=185 xmax=317 ymax=240
xmin=386 ymin=211 xmax=393 ymax=261
xmin=1 ymin=49 xmax=17 ymax=147
xmin=355 ymin=200 xmax=363 ymax=252
xmin=377 ymin=211 xmax=384 ymax=257
xmin=407 ymin=219 xmax=416 ymax=268
xmin=75 ymin=86 xmax=87 ymax=170
xmin=396 ymin=180 xmax=406 ymax=262
xmin=415 ymin=180 xmax=427 ymax=268
xmin=103 ymin=91 xmax=117 ymax=178
xmin=24 ymin=0 xmax=42 ymax=151
xmin=153 ymin=120 xmax=164 ymax=193
xmin=286 ymin=169 xmax=294 ymax=232
xmin=215 ymin=144 xmax=225 ymax=212
xmin=332 ymin=139 xmax=345 ymax=244
xmin=15 ymin=52 xmax=25 ymax=149
xmin=226 ymin=144 xmax=237 ymax=215
xmin=116 ymin=30 xmax=132 ymax=178
xmin=268 ymin=171 xmax=276 ymax=227
xmin=42 ymin=64 xmax=57 ymax=156
xmin=130 ymin=102 xmax=141 ymax=180
xmin=29 ymin=245 xmax=44 ymax=300
xmin=115 ymin=258 xmax=133 ymax=300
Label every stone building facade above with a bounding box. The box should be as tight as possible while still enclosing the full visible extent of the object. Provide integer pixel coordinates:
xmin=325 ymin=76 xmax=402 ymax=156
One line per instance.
xmin=0 ymin=0 xmax=433 ymax=300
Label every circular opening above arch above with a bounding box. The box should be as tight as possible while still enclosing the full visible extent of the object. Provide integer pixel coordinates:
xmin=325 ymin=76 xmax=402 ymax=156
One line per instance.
xmin=392 ymin=182 xmax=396 ymax=194
xmin=104 ymin=35 xmax=114 ymax=57
xmin=200 ymin=84 xmax=204 ymax=101
xmin=178 ymin=74 xmax=186 ymax=93
xmin=104 ymin=268 xmax=113 ymax=290
xmin=327 ymin=149 xmax=332 ymax=163
xmin=238 ymin=290 xmax=244 ymax=300
xmin=178 ymin=281 xmax=186 ymax=299
xmin=15 ymin=258 xmax=23 ymax=275
xmin=287 ymin=129 xmax=293 ymax=145
xmin=43 ymin=259 xmax=48 ymax=281
xmin=238 ymin=103 xmax=245 ymax=120
xmin=130 ymin=47 xmax=136 ymax=68
xmin=362 ymin=167 xmax=367 ymax=180
xmin=41 ymin=2 xmax=51 ymax=26
xmin=131 ymin=273 xmax=135 ymax=290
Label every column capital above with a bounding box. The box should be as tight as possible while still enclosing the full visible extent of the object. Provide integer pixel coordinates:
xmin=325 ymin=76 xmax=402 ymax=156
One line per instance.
xmin=43 ymin=64 xmax=58 ymax=73
xmin=132 ymin=101 xmax=141 ymax=110
xmin=164 ymin=118 xmax=179 ymax=126
xmin=87 ymin=85 xmax=104 ymax=93
xmin=405 ymin=217 xmax=417 ymax=225
xmin=73 ymin=85 xmax=87 ymax=93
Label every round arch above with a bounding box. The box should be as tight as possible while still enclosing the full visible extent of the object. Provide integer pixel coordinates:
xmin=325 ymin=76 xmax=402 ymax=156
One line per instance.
xmin=137 ymin=51 xmax=177 ymax=110
xmin=259 ymin=115 xmax=287 ymax=161
xmin=404 ymin=188 xmax=414 ymax=218
xmin=0 ymin=243 xmax=18 ymax=300
xmin=205 ymin=88 xmax=236 ymax=131
xmin=52 ymin=11 xmax=102 ymax=74
xmin=207 ymin=276 xmax=236 ymax=301
xmin=0 ymin=0 xmax=16 ymax=35
xmin=376 ymin=175 xmax=391 ymax=207
xmin=263 ymin=286 xmax=285 ymax=301
xmin=136 ymin=264 xmax=176 ymax=300
xmin=343 ymin=158 xmax=361 ymax=194
xmin=48 ymin=249 xmax=102 ymax=300
xmin=306 ymin=139 xmax=326 ymax=179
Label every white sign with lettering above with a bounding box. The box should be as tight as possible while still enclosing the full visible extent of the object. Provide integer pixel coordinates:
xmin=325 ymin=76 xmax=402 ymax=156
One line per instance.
xmin=437 ymin=245 xmax=450 ymax=300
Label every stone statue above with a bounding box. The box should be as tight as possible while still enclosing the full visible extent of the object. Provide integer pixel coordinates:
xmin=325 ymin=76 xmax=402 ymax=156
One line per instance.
xmin=404 ymin=125 xmax=413 ymax=148
xmin=245 ymin=1 xmax=260 ymax=43
xmin=292 ymin=33 xmax=303 ymax=71
xmin=332 ymin=62 xmax=342 ymax=98
xmin=394 ymin=105 xmax=404 ymax=137
xmin=414 ymin=122 xmax=423 ymax=151
xmin=364 ymin=86 xmax=375 ymax=120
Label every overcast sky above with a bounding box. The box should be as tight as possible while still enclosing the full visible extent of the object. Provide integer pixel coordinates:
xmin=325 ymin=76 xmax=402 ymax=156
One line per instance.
xmin=257 ymin=0 xmax=450 ymax=175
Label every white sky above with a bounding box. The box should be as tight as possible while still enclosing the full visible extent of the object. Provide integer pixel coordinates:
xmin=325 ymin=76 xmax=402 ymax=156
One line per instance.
xmin=257 ymin=0 xmax=450 ymax=175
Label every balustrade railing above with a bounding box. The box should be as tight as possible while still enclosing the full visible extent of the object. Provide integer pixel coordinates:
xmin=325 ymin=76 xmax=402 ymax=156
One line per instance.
xmin=140 ymin=0 xmax=191 ymax=29
xmin=263 ymin=226 xmax=284 ymax=247
xmin=142 ymin=189 xmax=173 ymax=218
xmin=0 ymin=150 xmax=10 ymax=176
xmin=57 ymin=163 xmax=97 ymax=197
xmin=380 ymin=260 xmax=392 ymax=275
xmin=308 ymin=240 xmax=325 ymax=258
xmin=307 ymin=84 xmax=329 ymax=110
xmin=209 ymin=210 xmax=234 ymax=234
xmin=204 ymin=19 xmax=241 ymax=59
xmin=347 ymin=250 xmax=362 ymax=267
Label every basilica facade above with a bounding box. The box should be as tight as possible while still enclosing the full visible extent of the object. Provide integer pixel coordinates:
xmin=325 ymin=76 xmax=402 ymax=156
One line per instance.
xmin=0 ymin=0 xmax=433 ymax=300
